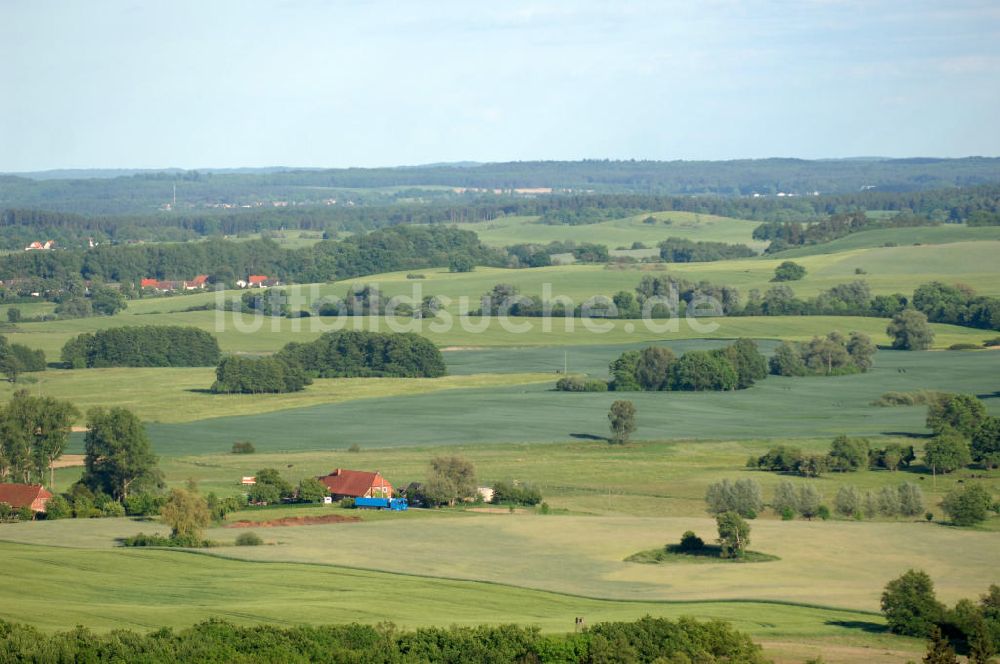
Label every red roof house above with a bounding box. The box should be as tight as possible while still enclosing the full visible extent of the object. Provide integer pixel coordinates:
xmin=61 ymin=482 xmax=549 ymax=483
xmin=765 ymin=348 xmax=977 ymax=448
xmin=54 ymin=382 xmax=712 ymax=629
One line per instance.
xmin=318 ymin=469 xmax=393 ymax=499
xmin=185 ymin=274 xmax=209 ymax=289
xmin=0 ymin=483 xmax=53 ymax=513
xmin=140 ymin=278 xmax=159 ymax=288
xmin=247 ymin=275 xmax=269 ymax=287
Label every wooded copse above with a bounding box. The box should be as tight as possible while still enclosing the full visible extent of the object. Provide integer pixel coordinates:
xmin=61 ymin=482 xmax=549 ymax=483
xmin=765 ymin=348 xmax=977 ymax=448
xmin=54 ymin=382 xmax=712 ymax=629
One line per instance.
xmin=210 ymin=330 xmax=447 ymax=394
xmin=61 ymin=326 xmax=221 ymax=368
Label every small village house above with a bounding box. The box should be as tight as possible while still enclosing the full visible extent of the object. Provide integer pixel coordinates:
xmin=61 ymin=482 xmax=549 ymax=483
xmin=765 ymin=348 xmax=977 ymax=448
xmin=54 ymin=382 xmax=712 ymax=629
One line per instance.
xmin=0 ymin=483 xmax=53 ymax=513
xmin=318 ymin=469 xmax=393 ymax=500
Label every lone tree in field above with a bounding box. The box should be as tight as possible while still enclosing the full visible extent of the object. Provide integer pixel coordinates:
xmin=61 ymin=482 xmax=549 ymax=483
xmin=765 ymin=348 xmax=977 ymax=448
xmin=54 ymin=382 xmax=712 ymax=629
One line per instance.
xmin=160 ymin=487 xmax=211 ymax=544
xmin=772 ymin=261 xmax=806 ymax=282
xmin=716 ymin=511 xmax=750 ymax=558
xmin=887 ymin=309 xmax=935 ymax=350
xmin=880 ymin=569 xmax=944 ymax=637
xmin=608 ymin=400 xmax=637 ymax=444
xmin=923 ymin=432 xmax=972 ymax=476
xmin=81 ymin=407 xmax=158 ymax=501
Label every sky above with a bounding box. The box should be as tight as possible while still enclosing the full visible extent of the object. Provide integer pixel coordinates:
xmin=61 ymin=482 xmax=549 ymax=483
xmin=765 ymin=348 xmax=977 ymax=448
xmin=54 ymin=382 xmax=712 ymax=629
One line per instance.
xmin=1 ymin=0 xmax=999 ymax=171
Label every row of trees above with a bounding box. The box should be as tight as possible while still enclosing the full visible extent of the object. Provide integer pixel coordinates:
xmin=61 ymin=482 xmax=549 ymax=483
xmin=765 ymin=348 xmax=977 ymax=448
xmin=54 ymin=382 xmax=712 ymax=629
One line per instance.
xmin=0 ymin=615 xmax=767 ymax=662
xmin=749 ymin=437 xmax=916 ymax=476
xmin=925 ymin=393 xmax=1000 ymax=471
xmin=61 ymin=326 xmax=221 ymax=368
xmin=912 ymin=281 xmax=1000 ymax=332
xmin=656 ymin=237 xmax=756 ymax=263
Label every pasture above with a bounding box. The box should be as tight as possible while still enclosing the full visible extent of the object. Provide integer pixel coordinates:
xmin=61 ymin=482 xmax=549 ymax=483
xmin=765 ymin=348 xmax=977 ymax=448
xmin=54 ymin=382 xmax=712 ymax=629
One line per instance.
xmin=0 ymin=540 xmax=924 ymax=662
xmin=447 ymin=211 xmax=769 ymax=250
xmin=142 ymin=347 xmax=1000 ymax=455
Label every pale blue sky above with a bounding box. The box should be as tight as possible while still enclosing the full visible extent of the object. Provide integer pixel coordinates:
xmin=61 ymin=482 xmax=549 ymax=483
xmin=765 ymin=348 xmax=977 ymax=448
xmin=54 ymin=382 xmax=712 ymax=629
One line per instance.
xmin=1 ymin=1 xmax=998 ymax=171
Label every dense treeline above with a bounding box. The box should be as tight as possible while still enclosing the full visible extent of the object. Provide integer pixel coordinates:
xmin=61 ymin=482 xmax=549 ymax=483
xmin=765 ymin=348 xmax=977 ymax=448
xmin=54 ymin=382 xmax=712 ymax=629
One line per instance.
xmin=3 ymin=158 xmax=999 ymax=214
xmin=657 ymin=237 xmax=757 ymax=262
xmin=753 ymin=210 xmax=932 ymax=252
xmin=61 ymin=326 xmax=220 ymax=368
xmin=912 ymin=281 xmax=1000 ymax=331
xmin=0 ymin=226 xmax=504 ymax=288
xmin=278 ymin=330 xmax=447 ymax=378
xmin=0 ymin=615 xmax=766 ymax=663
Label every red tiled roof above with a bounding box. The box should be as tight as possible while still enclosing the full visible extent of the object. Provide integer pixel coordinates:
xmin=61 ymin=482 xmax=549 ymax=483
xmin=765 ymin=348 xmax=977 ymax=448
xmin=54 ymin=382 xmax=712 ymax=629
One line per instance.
xmin=141 ymin=278 xmax=159 ymax=288
xmin=189 ymin=275 xmax=209 ymax=285
xmin=0 ymin=483 xmax=52 ymax=509
xmin=318 ymin=469 xmax=390 ymax=497
xmin=248 ymin=275 xmax=268 ymax=284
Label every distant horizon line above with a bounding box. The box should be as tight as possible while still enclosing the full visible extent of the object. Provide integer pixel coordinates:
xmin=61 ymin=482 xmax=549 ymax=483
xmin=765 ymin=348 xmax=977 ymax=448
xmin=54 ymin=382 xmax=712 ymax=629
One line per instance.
xmin=6 ymin=155 xmax=1000 ymax=178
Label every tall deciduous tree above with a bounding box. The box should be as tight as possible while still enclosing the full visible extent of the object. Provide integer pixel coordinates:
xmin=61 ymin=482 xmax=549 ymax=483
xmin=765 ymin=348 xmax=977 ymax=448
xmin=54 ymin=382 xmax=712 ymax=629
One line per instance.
xmin=82 ymin=407 xmax=158 ymax=500
xmin=0 ymin=390 xmax=77 ymax=486
xmin=881 ymin=569 xmax=944 ymax=637
xmin=160 ymin=487 xmax=211 ymax=543
xmin=608 ymin=400 xmax=637 ymax=444
xmin=887 ymin=309 xmax=935 ymax=350
xmin=716 ymin=511 xmax=750 ymax=558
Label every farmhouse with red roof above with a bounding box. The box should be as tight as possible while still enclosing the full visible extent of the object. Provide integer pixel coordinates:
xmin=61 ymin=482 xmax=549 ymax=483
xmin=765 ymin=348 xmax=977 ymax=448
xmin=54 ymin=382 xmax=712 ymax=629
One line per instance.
xmin=318 ymin=469 xmax=393 ymax=500
xmin=0 ymin=483 xmax=53 ymax=513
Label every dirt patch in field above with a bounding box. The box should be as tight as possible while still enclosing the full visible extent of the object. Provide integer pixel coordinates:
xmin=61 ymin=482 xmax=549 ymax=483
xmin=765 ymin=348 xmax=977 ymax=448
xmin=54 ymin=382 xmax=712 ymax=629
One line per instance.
xmin=50 ymin=454 xmax=85 ymax=469
xmin=440 ymin=346 xmax=487 ymax=352
xmin=225 ymin=514 xmax=361 ymax=528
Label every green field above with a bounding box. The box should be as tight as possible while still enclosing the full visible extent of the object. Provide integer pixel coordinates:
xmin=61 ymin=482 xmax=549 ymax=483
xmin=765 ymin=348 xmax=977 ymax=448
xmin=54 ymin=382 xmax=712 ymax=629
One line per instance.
xmin=448 ymin=211 xmax=769 ymax=250
xmin=771 ymin=224 xmax=1000 ymax=257
xmin=140 ymin=347 xmax=1000 ymax=455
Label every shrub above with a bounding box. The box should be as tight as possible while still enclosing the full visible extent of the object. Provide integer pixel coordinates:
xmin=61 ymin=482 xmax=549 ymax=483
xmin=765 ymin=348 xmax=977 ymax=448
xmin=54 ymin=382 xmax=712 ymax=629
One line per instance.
xmin=772 ymin=261 xmax=806 ymax=282
xmin=491 ymin=480 xmax=543 ymax=506
xmin=555 ymin=375 xmax=608 ymax=392
xmin=940 ymin=484 xmax=993 ymax=526
xmin=231 ymin=441 xmax=256 ymax=454
xmin=235 ymin=532 xmax=263 ymax=546
xmin=948 ymin=343 xmax=980 ymax=350
xmin=43 ymin=495 xmax=71 ymax=520
xmin=339 ymin=497 xmax=355 ymax=509
xmin=677 ymin=531 xmax=705 ymax=551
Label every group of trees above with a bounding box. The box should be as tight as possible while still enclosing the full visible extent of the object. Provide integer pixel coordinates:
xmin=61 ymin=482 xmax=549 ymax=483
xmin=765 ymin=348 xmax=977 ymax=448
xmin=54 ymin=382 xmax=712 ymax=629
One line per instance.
xmin=0 ymin=334 xmax=46 ymax=382
xmin=0 ymin=614 xmax=768 ymax=662
xmin=753 ymin=210 xmax=934 ymax=253
xmin=0 ymin=390 xmax=77 ymax=486
xmin=769 ymin=331 xmax=876 ymax=376
xmin=278 ymin=330 xmax=446 ymax=378
xmin=749 ymin=436 xmax=915 ymax=477
xmin=604 ymin=339 xmax=768 ymax=393
xmin=61 ymin=326 xmax=221 ymax=368
xmin=925 ymin=393 xmax=1000 ymax=473
xmin=210 ymin=355 xmax=312 ymax=394
xmin=832 ymin=483 xmax=925 ymax=520
xmin=657 ymin=237 xmax=756 ymax=263
xmin=703 ymin=476 xmax=923 ymax=523
xmin=210 ymin=330 xmax=445 ymax=394
xmin=882 ymin=570 xmax=1000 ymax=662
xmin=245 ymin=467 xmax=328 ymax=505
xmin=912 ymin=281 xmax=1000 ymax=332
xmin=409 ymin=455 xmax=478 ymax=507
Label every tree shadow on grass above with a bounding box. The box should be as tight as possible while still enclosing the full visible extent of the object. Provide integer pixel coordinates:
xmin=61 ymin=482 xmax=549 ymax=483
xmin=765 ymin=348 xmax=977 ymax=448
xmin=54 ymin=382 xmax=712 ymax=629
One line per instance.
xmin=570 ymin=433 xmax=609 ymax=442
xmin=880 ymin=431 xmax=933 ymax=439
xmin=825 ymin=620 xmax=888 ymax=635
xmin=186 ymin=388 xmax=216 ymax=394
